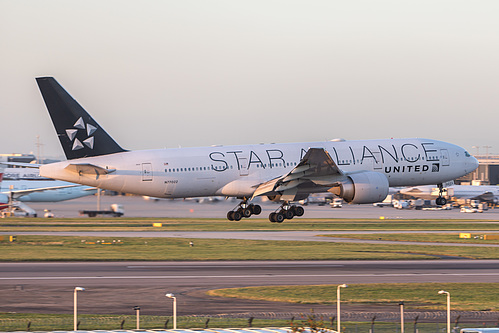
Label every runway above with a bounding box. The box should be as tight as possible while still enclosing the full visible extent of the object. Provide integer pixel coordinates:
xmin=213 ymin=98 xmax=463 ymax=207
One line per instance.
xmin=4 ymin=197 xmax=499 ymax=321
xmin=1 ymin=260 xmax=498 ymax=317
xmin=24 ymin=195 xmax=499 ymax=219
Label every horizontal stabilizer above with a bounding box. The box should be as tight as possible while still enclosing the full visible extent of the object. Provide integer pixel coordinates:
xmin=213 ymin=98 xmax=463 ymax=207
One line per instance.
xmin=65 ymin=163 xmax=116 ymax=179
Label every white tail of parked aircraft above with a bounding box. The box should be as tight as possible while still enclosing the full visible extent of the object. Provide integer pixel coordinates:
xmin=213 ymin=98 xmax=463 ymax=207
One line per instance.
xmin=36 ymin=77 xmax=479 ymax=222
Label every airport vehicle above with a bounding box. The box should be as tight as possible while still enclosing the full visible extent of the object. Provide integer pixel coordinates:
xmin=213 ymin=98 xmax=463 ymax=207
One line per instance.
xmin=330 ymin=198 xmax=343 ymax=208
xmin=80 ymin=204 xmax=124 ymax=217
xmin=460 ymin=206 xmax=483 ymax=213
xmin=35 ymin=77 xmax=479 ymax=222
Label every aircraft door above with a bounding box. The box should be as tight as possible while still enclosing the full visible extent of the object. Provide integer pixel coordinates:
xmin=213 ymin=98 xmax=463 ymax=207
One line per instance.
xmin=141 ymin=163 xmax=153 ymax=181
xmin=440 ymin=149 xmax=450 ymax=166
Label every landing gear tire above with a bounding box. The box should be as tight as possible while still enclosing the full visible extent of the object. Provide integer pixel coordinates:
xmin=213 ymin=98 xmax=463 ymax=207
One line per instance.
xmin=275 ymin=212 xmax=285 ymax=223
xmin=436 ymin=197 xmax=447 ymax=206
xmin=250 ymin=204 xmax=262 ymax=215
xmin=436 ymin=183 xmax=447 ymax=206
xmin=283 ymin=209 xmax=294 ymax=220
xmin=232 ymin=210 xmax=242 ymax=221
xmin=293 ymin=205 xmax=304 ymax=217
xmin=269 ymin=212 xmax=277 ymax=222
xmin=227 ymin=199 xmax=261 ymax=221
xmin=268 ymin=204 xmax=305 ymax=223
xmin=242 ymin=208 xmax=252 ymax=218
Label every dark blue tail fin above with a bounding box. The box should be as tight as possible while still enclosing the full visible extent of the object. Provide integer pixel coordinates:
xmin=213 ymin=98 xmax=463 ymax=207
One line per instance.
xmin=36 ymin=77 xmax=126 ymax=160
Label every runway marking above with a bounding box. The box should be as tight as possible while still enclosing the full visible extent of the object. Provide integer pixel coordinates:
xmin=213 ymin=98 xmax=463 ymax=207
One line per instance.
xmin=1 ymin=273 xmax=499 ymax=280
xmin=126 ymin=265 xmax=346 ymax=269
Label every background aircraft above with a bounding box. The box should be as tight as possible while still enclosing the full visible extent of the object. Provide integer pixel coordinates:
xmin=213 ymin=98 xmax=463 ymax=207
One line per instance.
xmin=0 ymin=167 xmax=97 ymax=216
xmin=399 ymin=184 xmax=499 ymax=205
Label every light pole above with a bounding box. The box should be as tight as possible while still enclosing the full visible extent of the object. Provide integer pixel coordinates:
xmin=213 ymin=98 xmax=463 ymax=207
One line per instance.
xmin=133 ymin=306 xmax=140 ymax=330
xmin=336 ymin=284 xmax=347 ymax=333
xmin=73 ymin=287 xmax=85 ymax=331
xmin=472 ymin=146 xmax=480 ymax=156
xmin=165 ymin=293 xmax=177 ymax=329
xmin=438 ymin=290 xmax=451 ymax=333
xmin=483 ymin=146 xmax=492 ymax=158
xmin=399 ymin=301 xmax=404 ymax=333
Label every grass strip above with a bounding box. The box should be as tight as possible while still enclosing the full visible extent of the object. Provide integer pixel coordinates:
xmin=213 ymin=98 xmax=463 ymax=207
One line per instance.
xmin=320 ymin=233 xmax=499 ymax=244
xmin=0 ymin=313 xmax=495 ymax=332
xmin=0 ymin=313 xmax=289 ymax=331
xmin=1 ymin=235 xmax=498 ymax=261
xmin=1 ymin=217 xmax=499 ymax=232
xmin=0 ymin=314 xmax=495 ymax=333
xmin=207 ymin=283 xmax=499 ymax=311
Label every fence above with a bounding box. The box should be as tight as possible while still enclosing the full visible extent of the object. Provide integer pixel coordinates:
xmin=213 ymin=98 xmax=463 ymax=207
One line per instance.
xmin=0 ymin=315 xmax=498 ymax=333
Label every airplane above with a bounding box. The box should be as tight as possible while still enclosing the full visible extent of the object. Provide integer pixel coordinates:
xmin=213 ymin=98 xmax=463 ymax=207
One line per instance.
xmin=0 ymin=166 xmax=97 ymax=216
xmin=1 ymin=168 xmax=97 ymax=202
xmin=399 ymin=184 xmax=499 ymax=204
xmin=35 ymin=77 xmax=479 ymax=222
xmin=1 ymin=180 xmax=97 ymax=203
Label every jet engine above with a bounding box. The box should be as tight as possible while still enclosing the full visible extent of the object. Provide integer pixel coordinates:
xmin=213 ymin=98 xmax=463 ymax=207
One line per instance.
xmin=329 ymin=171 xmax=389 ymax=204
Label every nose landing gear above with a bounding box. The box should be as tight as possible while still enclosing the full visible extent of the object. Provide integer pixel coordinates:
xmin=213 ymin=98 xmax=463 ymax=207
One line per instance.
xmin=436 ymin=183 xmax=447 ymax=206
xmin=227 ymin=200 xmax=262 ymax=221
xmin=269 ymin=203 xmax=304 ymax=223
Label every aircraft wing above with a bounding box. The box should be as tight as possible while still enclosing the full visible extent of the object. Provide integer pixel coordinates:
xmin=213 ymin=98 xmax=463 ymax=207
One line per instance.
xmin=466 ymin=192 xmax=496 ymax=202
xmin=6 ymin=184 xmax=83 ymax=200
xmin=0 ymin=162 xmax=41 ymax=168
xmin=252 ymin=148 xmax=344 ymax=200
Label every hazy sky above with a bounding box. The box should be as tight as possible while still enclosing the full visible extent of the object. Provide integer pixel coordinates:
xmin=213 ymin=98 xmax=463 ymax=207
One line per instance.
xmin=2 ymin=0 xmax=499 ymax=159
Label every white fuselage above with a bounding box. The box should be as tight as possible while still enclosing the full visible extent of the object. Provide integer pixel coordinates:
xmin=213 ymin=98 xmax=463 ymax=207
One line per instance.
xmin=39 ymin=138 xmax=478 ymax=200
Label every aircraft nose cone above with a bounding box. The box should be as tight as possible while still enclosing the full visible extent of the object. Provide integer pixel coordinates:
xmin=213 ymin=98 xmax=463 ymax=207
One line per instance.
xmin=472 ymin=156 xmax=479 ymax=171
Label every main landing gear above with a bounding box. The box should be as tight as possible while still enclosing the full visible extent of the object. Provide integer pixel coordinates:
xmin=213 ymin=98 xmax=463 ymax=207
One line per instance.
xmin=436 ymin=183 xmax=447 ymax=206
xmin=269 ymin=202 xmax=304 ymax=223
xmin=227 ymin=200 xmax=262 ymax=221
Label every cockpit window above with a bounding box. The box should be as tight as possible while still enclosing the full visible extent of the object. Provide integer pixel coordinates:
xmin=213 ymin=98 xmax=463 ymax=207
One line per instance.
xmin=465 ymin=151 xmax=471 ymax=157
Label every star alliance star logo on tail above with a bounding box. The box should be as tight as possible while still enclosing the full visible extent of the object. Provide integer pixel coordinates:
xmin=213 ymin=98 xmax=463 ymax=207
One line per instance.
xmin=65 ymin=117 xmax=97 ymax=151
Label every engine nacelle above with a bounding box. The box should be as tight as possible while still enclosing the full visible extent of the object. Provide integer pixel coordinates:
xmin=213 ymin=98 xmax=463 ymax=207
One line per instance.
xmin=331 ymin=171 xmax=389 ymax=204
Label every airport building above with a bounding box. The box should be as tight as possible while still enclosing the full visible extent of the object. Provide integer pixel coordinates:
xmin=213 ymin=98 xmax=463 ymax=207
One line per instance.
xmin=457 ymin=155 xmax=499 ymax=185
xmin=0 ymin=153 xmax=60 ymax=165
